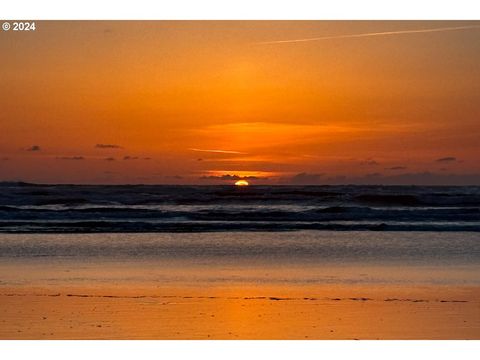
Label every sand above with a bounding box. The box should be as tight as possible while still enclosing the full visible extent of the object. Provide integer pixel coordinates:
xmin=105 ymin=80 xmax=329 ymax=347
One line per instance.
xmin=1 ymin=232 xmax=479 ymax=339
xmin=1 ymin=284 xmax=479 ymax=339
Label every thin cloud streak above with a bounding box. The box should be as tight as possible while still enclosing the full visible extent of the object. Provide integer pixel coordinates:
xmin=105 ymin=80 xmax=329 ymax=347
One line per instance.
xmin=256 ymin=25 xmax=480 ymax=45
xmin=189 ymin=148 xmax=247 ymax=154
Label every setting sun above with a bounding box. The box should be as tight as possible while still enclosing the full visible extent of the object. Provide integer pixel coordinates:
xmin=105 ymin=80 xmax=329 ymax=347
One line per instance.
xmin=234 ymin=180 xmax=249 ymax=186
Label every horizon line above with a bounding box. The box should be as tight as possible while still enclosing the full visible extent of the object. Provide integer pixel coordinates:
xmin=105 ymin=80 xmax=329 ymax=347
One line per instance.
xmin=0 ymin=180 xmax=478 ymax=187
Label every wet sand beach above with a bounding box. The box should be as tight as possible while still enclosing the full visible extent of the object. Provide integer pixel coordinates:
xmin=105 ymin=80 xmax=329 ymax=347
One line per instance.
xmin=0 ymin=231 xmax=479 ymax=339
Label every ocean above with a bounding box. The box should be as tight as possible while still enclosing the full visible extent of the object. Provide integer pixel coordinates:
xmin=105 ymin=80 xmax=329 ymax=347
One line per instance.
xmin=1 ymin=182 xmax=479 ymax=232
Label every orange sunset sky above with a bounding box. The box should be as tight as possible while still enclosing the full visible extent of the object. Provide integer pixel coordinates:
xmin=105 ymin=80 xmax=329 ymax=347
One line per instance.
xmin=1 ymin=21 xmax=479 ymax=185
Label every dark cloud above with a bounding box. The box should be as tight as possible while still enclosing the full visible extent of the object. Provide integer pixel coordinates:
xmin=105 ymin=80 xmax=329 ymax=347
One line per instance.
xmin=386 ymin=166 xmax=407 ymax=170
xmin=1 ymin=157 xmax=9 ymax=161
xmin=122 ymin=156 xmax=152 ymax=161
xmin=25 ymin=145 xmax=41 ymax=152
xmin=200 ymin=174 xmax=263 ymax=181
xmin=56 ymin=156 xmax=84 ymax=160
xmin=436 ymin=157 xmax=457 ymax=162
xmin=365 ymin=172 xmax=382 ymax=178
xmin=288 ymin=172 xmax=325 ymax=185
xmin=96 ymin=144 xmax=123 ymax=149
xmin=104 ymin=157 xmax=116 ymax=161
xmin=166 ymin=175 xmax=184 ymax=179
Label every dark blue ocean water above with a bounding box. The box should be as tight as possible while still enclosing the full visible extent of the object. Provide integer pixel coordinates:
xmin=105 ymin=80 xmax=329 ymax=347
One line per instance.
xmin=0 ymin=182 xmax=479 ymax=232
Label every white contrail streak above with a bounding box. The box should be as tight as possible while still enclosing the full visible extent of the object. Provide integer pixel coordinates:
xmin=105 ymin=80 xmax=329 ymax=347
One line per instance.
xmin=255 ymin=25 xmax=480 ymax=45
xmin=189 ymin=148 xmax=246 ymax=154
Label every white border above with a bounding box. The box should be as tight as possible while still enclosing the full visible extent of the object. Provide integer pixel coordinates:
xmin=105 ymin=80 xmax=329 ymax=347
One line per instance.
xmin=1 ymin=341 xmax=480 ymax=360
xmin=1 ymin=0 xmax=479 ymax=358
xmin=1 ymin=0 xmax=480 ymax=20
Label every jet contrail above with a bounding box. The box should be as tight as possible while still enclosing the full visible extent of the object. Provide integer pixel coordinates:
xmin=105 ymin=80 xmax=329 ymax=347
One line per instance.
xmin=255 ymin=25 xmax=480 ymax=45
xmin=189 ymin=148 xmax=246 ymax=154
